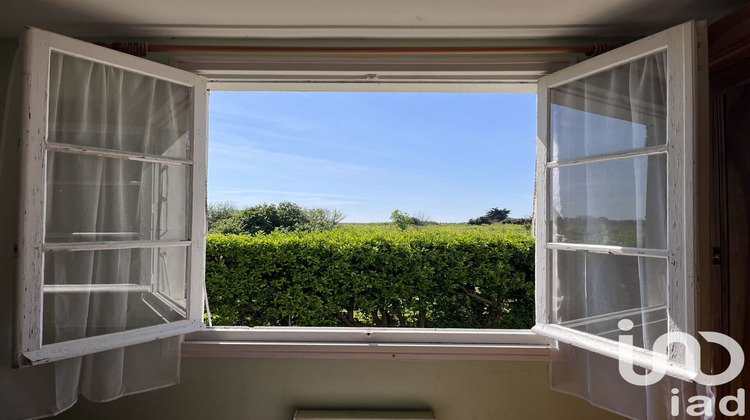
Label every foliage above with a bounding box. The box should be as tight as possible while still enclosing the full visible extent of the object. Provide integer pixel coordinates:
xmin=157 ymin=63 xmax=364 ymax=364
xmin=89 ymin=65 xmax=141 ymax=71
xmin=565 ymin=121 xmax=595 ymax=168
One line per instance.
xmin=207 ymin=201 xmax=240 ymax=232
xmin=390 ymin=209 xmax=412 ymax=230
xmin=205 ymin=229 xmax=535 ymax=329
xmin=389 ymin=209 xmax=434 ymax=230
xmin=302 ymin=208 xmax=347 ymax=232
xmin=468 ymin=207 xmax=512 ymax=225
xmin=503 ymin=217 xmax=533 ymax=225
xmin=410 ymin=211 xmax=436 ymax=226
xmin=209 ymin=201 xmax=345 ymax=234
xmin=336 ymin=222 xmax=528 ymax=235
xmin=214 ymin=202 xmax=306 ymax=234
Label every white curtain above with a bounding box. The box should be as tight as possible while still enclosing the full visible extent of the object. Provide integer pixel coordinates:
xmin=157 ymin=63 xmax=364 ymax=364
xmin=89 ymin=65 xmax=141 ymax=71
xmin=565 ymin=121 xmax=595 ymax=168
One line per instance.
xmin=547 ymin=52 xmax=714 ymax=419
xmin=0 ymin=47 xmax=188 ymax=420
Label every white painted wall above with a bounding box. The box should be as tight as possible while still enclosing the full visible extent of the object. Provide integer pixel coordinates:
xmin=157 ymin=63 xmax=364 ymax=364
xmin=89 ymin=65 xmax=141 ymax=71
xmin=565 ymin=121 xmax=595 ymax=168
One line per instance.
xmin=57 ymin=358 xmax=625 ymax=419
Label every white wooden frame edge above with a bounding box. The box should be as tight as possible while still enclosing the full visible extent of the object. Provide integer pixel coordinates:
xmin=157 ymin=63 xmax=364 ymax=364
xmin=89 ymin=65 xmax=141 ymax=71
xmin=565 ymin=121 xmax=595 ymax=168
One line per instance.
xmin=183 ymin=328 xmax=551 ymax=361
xmin=22 ymin=320 xmax=203 ymax=366
xmin=171 ymin=54 xmax=578 ymax=93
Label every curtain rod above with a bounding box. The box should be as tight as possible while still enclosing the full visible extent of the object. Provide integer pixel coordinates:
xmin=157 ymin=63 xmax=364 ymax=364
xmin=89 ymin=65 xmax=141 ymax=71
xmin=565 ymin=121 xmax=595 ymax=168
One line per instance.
xmin=95 ymin=42 xmax=622 ymax=58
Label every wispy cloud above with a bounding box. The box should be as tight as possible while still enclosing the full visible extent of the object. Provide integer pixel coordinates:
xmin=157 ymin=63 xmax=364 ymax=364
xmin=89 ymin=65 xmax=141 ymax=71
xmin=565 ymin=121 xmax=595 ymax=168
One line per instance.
xmin=210 ymin=124 xmax=390 ymax=157
xmin=212 ymin=124 xmax=309 ymax=145
xmin=214 ymin=189 xmax=364 ymax=200
xmin=209 ymin=138 xmax=375 ymax=177
xmin=211 ymin=105 xmax=335 ymax=134
xmin=209 ymin=188 xmax=367 ymax=208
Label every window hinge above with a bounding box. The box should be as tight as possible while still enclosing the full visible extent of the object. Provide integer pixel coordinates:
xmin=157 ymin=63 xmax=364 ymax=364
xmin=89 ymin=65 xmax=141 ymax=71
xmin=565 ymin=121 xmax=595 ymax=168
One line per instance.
xmin=712 ymin=246 xmax=722 ymax=265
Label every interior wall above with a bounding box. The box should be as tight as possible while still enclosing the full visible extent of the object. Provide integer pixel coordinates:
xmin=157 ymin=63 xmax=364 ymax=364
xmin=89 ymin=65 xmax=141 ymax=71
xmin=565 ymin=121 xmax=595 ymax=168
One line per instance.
xmin=0 ymin=36 xmax=623 ymax=420
xmin=56 ymin=358 xmax=625 ymax=420
xmin=0 ymin=36 xmax=24 ymax=414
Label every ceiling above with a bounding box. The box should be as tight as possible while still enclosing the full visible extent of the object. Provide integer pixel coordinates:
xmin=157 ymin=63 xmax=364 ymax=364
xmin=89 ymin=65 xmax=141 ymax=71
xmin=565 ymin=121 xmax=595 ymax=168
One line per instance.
xmin=0 ymin=0 xmax=745 ymax=39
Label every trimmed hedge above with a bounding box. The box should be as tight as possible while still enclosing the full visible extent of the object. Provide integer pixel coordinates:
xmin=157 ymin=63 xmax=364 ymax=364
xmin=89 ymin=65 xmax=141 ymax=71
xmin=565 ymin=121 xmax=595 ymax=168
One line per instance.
xmin=206 ymin=229 xmax=534 ymax=328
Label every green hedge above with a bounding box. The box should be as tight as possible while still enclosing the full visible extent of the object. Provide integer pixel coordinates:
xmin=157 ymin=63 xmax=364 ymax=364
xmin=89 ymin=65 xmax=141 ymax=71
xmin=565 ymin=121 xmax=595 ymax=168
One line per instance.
xmin=206 ymin=229 xmax=535 ymax=328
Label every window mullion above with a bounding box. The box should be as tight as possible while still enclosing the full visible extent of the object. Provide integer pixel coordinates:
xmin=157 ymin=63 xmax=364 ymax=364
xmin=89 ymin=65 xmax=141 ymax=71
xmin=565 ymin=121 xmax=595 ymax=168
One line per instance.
xmin=547 ymin=144 xmax=668 ymax=168
xmin=43 ymin=283 xmax=153 ymax=293
xmin=545 ymin=242 xmax=668 ymax=258
xmin=45 ymin=142 xmax=194 ymax=166
xmin=560 ymin=304 xmax=666 ymax=329
xmin=43 ymin=239 xmax=191 ymax=252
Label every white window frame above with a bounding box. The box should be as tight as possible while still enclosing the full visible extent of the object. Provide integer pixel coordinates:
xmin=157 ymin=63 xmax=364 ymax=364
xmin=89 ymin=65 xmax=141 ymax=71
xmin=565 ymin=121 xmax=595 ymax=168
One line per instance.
xmin=176 ymin=22 xmax=705 ymax=365
xmin=13 ymin=27 xmax=208 ymax=368
xmin=169 ymin=54 xmax=576 ymax=92
xmin=173 ymin=52 xmax=575 ymax=360
xmin=531 ymin=20 xmax=707 ymax=380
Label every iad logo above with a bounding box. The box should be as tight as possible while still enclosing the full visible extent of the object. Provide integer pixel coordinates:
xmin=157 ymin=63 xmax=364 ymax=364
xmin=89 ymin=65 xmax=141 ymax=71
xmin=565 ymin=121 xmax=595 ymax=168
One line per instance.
xmin=617 ymin=319 xmax=746 ymax=417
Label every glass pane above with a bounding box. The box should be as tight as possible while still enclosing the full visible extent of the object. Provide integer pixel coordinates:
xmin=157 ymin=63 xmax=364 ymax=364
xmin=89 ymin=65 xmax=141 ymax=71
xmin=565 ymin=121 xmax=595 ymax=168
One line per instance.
xmin=550 ymin=154 xmax=667 ymax=248
xmin=48 ymin=52 xmax=192 ymax=159
xmin=42 ymin=247 xmax=187 ymax=345
xmin=45 ymin=152 xmax=189 ymax=242
xmin=553 ymin=250 xmax=667 ymax=352
xmin=550 ymin=51 xmax=667 ymax=161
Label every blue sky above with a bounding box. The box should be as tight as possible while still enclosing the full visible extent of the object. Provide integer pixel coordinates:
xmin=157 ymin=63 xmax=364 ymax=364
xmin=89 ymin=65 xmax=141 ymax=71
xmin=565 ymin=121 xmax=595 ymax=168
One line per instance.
xmin=208 ymin=91 xmax=537 ymax=223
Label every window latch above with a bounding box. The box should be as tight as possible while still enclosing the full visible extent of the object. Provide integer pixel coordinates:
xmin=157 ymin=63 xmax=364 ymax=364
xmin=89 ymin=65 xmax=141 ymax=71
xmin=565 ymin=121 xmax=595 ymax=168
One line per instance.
xmin=712 ymin=246 xmax=722 ymax=265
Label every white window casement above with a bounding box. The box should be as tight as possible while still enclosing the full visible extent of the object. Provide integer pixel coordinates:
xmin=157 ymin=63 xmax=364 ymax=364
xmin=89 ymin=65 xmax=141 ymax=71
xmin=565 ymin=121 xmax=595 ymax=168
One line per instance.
xmin=174 ymin=54 xmax=560 ymax=361
xmin=13 ymin=27 xmax=207 ymax=367
xmin=13 ymin=20 xmax=708 ymax=372
xmin=532 ymin=20 xmax=709 ymax=380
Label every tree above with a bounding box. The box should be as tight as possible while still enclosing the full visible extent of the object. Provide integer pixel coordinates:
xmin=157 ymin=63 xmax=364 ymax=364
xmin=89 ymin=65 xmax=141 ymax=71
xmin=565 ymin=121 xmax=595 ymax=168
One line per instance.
xmin=485 ymin=207 xmax=511 ymax=222
xmin=210 ymin=202 xmax=306 ymax=234
xmin=210 ymin=201 xmax=346 ymax=235
xmin=207 ymin=201 xmax=240 ymax=232
xmin=468 ymin=207 xmax=512 ymax=225
xmin=390 ymin=209 xmax=412 ymax=230
xmin=410 ymin=210 xmax=436 ymax=226
xmin=301 ymin=208 xmax=347 ymax=231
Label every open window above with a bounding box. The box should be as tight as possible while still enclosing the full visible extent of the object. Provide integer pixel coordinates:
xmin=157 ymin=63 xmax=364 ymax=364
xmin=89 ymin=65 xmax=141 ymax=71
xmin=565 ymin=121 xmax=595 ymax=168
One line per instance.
xmin=13 ymin=27 xmax=207 ymax=367
xmin=532 ymin=20 xmax=708 ymax=380
xmin=169 ymin=21 xmax=710 ymax=368
xmin=11 ymin=20 xmax=707 ymax=371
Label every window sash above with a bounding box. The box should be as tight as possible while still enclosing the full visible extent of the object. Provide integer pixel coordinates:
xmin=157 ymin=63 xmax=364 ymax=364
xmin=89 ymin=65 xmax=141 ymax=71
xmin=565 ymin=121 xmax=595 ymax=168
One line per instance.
xmin=532 ymin=20 xmax=706 ymax=374
xmin=544 ymin=242 xmax=668 ymax=258
xmin=13 ymin=27 xmax=208 ymax=368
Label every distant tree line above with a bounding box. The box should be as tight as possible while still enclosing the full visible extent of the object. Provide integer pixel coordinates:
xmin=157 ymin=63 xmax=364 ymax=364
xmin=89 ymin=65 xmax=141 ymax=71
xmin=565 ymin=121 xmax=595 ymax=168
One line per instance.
xmin=208 ymin=201 xmax=345 ymax=235
xmin=468 ymin=207 xmax=531 ymax=226
xmin=209 ymin=202 xmax=532 ymax=235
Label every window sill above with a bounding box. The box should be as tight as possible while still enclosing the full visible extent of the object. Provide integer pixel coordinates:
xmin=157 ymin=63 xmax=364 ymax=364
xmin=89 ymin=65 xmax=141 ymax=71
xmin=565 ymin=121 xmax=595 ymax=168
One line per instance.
xmin=182 ymin=327 xmax=551 ymax=361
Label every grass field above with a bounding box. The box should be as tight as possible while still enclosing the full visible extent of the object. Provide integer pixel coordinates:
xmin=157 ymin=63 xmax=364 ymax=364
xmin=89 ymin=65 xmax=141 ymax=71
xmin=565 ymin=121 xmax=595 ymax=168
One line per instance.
xmin=335 ymin=222 xmax=532 ymax=235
